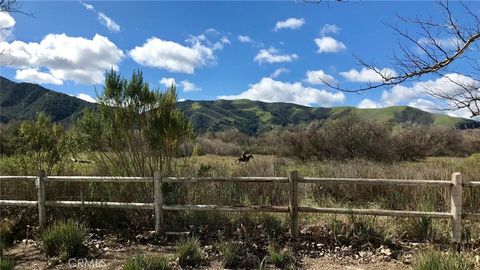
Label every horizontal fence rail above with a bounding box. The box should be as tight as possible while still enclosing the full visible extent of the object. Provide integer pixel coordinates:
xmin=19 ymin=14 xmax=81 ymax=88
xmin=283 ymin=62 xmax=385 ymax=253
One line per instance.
xmin=1 ymin=171 xmax=479 ymax=244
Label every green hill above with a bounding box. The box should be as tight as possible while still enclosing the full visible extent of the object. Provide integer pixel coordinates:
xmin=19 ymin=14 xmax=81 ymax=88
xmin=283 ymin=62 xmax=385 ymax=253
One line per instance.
xmin=0 ymin=76 xmax=95 ymax=125
xmin=1 ymin=77 xmax=478 ymax=133
xmin=177 ymin=99 xmax=480 ymax=135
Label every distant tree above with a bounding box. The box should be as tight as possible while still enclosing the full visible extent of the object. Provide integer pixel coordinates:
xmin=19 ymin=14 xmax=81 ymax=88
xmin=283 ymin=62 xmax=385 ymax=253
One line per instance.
xmin=16 ymin=112 xmax=70 ymax=175
xmin=322 ymin=0 xmax=480 ymax=118
xmin=74 ymin=70 xmax=193 ymax=176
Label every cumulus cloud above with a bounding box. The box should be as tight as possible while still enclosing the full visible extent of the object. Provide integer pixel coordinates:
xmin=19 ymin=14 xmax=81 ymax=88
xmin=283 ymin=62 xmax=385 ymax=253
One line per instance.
xmin=381 ymin=73 xmax=479 ymax=107
xmin=131 ymin=29 xmax=228 ymax=74
xmin=130 ymin=37 xmax=215 ymax=74
xmin=340 ymin=67 xmax=398 ymax=83
xmin=408 ymin=98 xmax=436 ymax=112
xmin=15 ymin=68 xmax=63 ymax=85
xmin=274 ymin=18 xmax=305 ymax=31
xmin=0 ymin=11 xmax=15 ymax=42
xmin=358 ymin=99 xmax=382 ymax=109
xmin=218 ymin=77 xmax=345 ymax=107
xmin=98 ymin=12 xmax=120 ymax=32
xmin=238 ymin=35 xmax=253 ymax=43
xmin=1 ymin=33 xmax=124 ymax=85
xmin=160 ymin=77 xmax=176 ymax=88
xmin=76 ymin=93 xmax=96 ymax=103
xmin=381 ymin=85 xmax=419 ymax=106
xmin=304 ymin=69 xmax=337 ymax=85
xmin=180 ymin=80 xmax=201 ymax=92
xmin=314 ymin=36 xmax=346 ymax=53
xmin=320 ymin=24 xmax=340 ymax=36
xmin=254 ymin=47 xmax=298 ymax=64
xmin=270 ymin=68 xmax=289 ymax=78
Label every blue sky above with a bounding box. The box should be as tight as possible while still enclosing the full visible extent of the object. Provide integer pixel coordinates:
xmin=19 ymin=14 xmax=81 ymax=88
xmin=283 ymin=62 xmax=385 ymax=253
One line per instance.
xmin=1 ymin=1 xmax=479 ymax=118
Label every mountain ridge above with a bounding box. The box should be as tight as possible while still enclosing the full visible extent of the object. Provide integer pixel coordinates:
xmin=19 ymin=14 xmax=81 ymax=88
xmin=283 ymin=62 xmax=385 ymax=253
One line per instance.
xmin=1 ymin=76 xmax=479 ymax=134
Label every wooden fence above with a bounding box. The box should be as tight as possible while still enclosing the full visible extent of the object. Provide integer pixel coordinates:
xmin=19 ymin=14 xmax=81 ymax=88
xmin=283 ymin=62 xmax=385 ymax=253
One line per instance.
xmin=1 ymin=170 xmax=479 ymax=244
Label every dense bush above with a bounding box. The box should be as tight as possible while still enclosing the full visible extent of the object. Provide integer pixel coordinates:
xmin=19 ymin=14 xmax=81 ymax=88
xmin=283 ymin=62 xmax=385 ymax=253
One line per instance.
xmin=40 ymin=220 xmax=87 ymax=259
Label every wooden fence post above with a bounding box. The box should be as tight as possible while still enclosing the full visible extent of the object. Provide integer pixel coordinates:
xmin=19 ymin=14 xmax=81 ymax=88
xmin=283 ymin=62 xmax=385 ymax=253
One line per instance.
xmin=451 ymin=172 xmax=463 ymax=245
xmin=154 ymin=171 xmax=164 ymax=235
xmin=36 ymin=170 xmax=46 ymax=229
xmin=289 ymin=170 xmax=299 ymax=239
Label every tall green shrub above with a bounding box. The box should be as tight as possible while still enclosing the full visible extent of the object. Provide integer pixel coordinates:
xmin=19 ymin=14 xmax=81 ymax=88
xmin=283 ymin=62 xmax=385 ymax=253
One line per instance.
xmin=74 ymin=70 xmax=193 ymax=177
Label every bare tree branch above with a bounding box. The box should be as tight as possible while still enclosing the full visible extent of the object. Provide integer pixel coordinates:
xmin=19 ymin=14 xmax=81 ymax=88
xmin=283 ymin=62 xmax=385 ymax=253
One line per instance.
xmin=321 ymin=0 xmax=480 ymax=118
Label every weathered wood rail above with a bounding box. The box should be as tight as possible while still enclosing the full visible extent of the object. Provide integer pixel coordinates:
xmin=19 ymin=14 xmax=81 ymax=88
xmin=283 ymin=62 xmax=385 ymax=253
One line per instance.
xmin=1 ymin=171 xmax=478 ymax=244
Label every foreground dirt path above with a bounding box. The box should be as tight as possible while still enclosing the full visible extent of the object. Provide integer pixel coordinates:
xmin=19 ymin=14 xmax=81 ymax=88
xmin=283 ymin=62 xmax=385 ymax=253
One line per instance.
xmin=6 ymin=242 xmax=410 ymax=270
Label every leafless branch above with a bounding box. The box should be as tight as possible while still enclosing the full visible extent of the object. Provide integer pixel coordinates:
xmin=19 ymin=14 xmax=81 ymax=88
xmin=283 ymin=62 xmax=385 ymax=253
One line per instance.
xmin=321 ymin=0 xmax=480 ymax=118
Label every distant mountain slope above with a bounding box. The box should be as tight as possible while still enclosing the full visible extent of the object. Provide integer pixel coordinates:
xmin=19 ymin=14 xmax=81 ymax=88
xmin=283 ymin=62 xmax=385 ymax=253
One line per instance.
xmin=0 ymin=76 xmax=95 ymax=124
xmin=1 ymin=77 xmax=478 ymax=133
xmin=178 ymin=99 xmax=480 ymax=135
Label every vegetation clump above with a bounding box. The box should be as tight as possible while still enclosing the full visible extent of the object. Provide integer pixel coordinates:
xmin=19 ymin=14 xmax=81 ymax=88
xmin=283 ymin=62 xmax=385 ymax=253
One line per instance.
xmin=413 ymin=249 xmax=476 ymax=270
xmin=40 ymin=220 xmax=88 ymax=260
xmin=219 ymin=241 xmax=241 ymax=268
xmin=268 ymin=243 xmax=294 ymax=269
xmin=123 ymin=254 xmax=171 ymax=270
xmin=0 ymin=258 xmax=14 ymax=270
xmin=175 ymin=237 xmax=203 ymax=267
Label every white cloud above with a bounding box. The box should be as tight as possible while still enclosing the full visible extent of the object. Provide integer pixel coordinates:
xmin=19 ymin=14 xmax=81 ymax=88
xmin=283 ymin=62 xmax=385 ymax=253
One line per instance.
xmin=418 ymin=37 xmax=464 ymax=51
xmin=0 ymin=11 xmax=15 ymax=42
xmin=254 ymin=47 xmax=298 ymax=64
xmin=1 ymin=33 xmax=124 ymax=84
xmin=98 ymin=12 xmax=120 ymax=32
xmin=81 ymin=2 xmax=94 ymax=11
xmin=76 ymin=93 xmax=96 ymax=103
xmin=320 ymin=24 xmax=340 ymax=36
xmin=270 ymin=68 xmax=289 ymax=78
xmin=160 ymin=77 xmax=176 ymax=88
xmin=221 ymin=36 xmax=230 ymax=44
xmin=130 ymin=37 xmax=215 ymax=74
xmin=81 ymin=2 xmax=120 ymax=33
xmin=304 ymin=69 xmax=337 ymax=85
xmin=382 ymin=85 xmax=419 ymax=106
xmin=314 ymin=36 xmax=346 ymax=53
xmin=180 ymin=80 xmax=201 ymax=92
xmin=274 ymin=18 xmax=305 ymax=31
xmin=358 ymin=98 xmax=382 ymax=109
xmin=238 ymin=35 xmax=253 ymax=43
xmin=408 ymin=98 xmax=436 ymax=112
xmin=382 ymin=73 xmax=479 ymax=107
xmin=218 ymin=77 xmax=345 ymax=107
xmin=15 ymin=68 xmax=63 ymax=85
xmin=340 ymin=67 xmax=398 ymax=83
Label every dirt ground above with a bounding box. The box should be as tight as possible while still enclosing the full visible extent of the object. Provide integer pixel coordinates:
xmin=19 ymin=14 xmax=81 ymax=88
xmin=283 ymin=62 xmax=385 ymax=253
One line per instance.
xmin=6 ymin=241 xmax=411 ymax=270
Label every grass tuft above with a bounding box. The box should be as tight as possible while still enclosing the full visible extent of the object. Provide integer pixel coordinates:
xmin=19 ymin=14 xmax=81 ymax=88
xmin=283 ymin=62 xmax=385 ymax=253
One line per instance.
xmin=40 ymin=219 xmax=88 ymax=259
xmin=268 ymin=243 xmax=294 ymax=269
xmin=0 ymin=258 xmax=14 ymax=270
xmin=413 ymin=249 xmax=476 ymax=270
xmin=219 ymin=241 xmax=241 ymax=268
xmin=175 ymin=237 xmax=203 ymax=267
xmin=123 ymin=254 xmax=171 ymax=270
xmin=0 ymin=221 xmax=13 ymax=257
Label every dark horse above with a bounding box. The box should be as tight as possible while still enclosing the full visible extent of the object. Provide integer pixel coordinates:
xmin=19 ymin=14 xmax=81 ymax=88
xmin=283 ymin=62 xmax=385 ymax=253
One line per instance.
xmin=235 ymin=153 xmax=254 ymax=164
